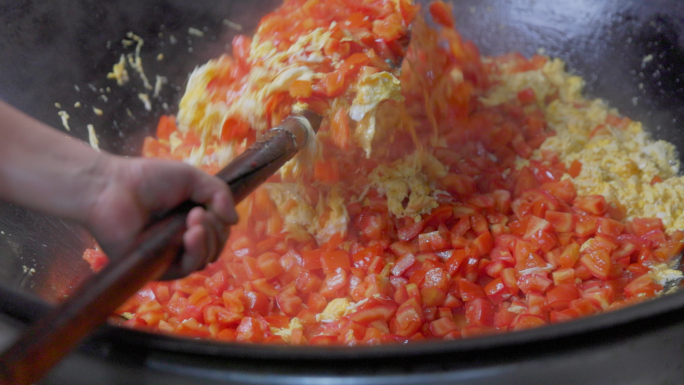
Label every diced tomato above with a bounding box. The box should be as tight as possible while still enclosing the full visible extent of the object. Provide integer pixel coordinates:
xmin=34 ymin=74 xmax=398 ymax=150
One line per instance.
xmin=465 ymin=298 xmax=495 ymax=327
xmin=121 ymin=0 xmax=683 ymax=346
xmin=471 ymin=232 xmax=494 ymax=257
xmin=458 ymin=279 xmax=487 ymax=302
xmin=567 ymin=160 xmax=582 ymax=178
xmin=350 ymin=303 xmax=398 ymax=324
xmin=546 ymin=284 xmax=580 ymax=310
xmin=517 ymin=273 xmax=552 ymax=295
xmin=418 ymin=230 xmax=451 ymax=252
xmin=624 ymin=274 xmax=662 ymax=299
xmin=429 ymin=317 xmax=459 ymax=337
xmin=429 ymin=1 xmax=454 ymax=28
xmin=391 ymin=253 xmax=416 ymax=277
xmin=235 ymin=317 xmax=264 ymax=343
xmin=574 ymin=195 xmax=607 ymax=215
xmin=276 ymin=292 xmax=302 ymax=316
xmin=394 ymin=298 xmax=424 ymax=337
xmin=511 ymin=314 xmax=546 ymax=330
xmin=83 ymin=248 xmax=108 ymax=273
xmin=372 ymin=13 xmax=405 ymax=42
xmin=156 ymin=115 xmax=177 ymax=141
xmin=597 ymin=218 xmax=625 ymax=238
xmin=575 ymin=215 xmax=599 ymax=237
xmin=580 ymin=250 xmax=616 ymax=280
xmin=256 ymin=252 xmax=284 ymax=279
xmin=314 ymin=160 xmax=340 ymax=184
xmin=517 ymin=88 xmax=536 ymax=105
xmin=321 ymin=249 xmax=351 ymax=273
xmin=484 ymin=278 xmax=511 ymax=304
xmin=545 ymin=211 xmax=575 ymax=233
xmin=331 ymin=108 xmax=351 ymax=150
xmin=399 ymin=220 xmax=427 ymax=242
xmin=289 ymin=79 xmax=312 ymax=98
xmin=552 ymin=268 xmax=575 ymax=286
xmin=302 ymin=249 xmax=323 ymax=270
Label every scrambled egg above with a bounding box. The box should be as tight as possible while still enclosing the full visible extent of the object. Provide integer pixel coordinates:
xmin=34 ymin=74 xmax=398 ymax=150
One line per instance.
xmin=316 ymin=298 xmax=354 ymax=323
xmin=107 ymin=54 xmax=130 ymax=86
xmin=649 ymin=263 xmax=683 ymax=287
xmin=270 ymin=317 xmax=303 ymax=343
xmin=176 ymin=27 xmax=330 ymax=168
xmin=350 ymin=72 xmax=404 ymax=157
xmin=484 ymin=57 xmax=684 ymax=233
xmin=368 ymin=152 xmax=447 ymax=221
xmin=265 ymin=183 xmax=349 ymax=244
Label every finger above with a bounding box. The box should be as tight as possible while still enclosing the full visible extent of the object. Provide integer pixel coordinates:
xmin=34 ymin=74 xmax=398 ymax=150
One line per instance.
xmin=208 ymin=189 xmax=239 ymax=225
xmin=187 ymin=170 xmax=238 ymax=225
xmin=183 ymin=208 xmax=223 ymax=268
xmin=181 ymin=224 xmax=209 ymax=275
xmin=187 ymin=206 xmax=205 ymax=228
xmin=203 ymin=211 xmax=229 ymax=262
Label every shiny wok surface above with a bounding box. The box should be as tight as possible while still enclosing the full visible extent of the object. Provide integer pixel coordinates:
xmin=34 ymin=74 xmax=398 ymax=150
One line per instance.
xmin=1 ymin=0 xmax=684 ymax=384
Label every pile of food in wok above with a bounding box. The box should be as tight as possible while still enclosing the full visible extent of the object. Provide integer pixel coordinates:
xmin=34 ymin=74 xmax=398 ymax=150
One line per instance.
xmin=82 ymin=0 xmax=684 ymax=346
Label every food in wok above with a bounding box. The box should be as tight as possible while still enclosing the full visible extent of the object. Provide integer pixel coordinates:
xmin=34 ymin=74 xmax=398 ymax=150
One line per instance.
xmin=83 ymin=0 xmax=684 ymax=345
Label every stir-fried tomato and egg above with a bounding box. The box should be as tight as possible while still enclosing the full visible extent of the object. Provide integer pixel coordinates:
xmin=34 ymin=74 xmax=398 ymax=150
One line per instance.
xmin=84 ymin=0 xmax=684 ymax=345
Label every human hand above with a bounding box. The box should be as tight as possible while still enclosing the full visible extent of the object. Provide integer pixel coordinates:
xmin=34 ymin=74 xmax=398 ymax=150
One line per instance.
xmin=84 ymin=153 xmax=238 ymax=278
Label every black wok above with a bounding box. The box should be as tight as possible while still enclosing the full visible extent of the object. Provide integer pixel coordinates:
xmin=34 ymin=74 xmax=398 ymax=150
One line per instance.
xmin=0 ymin=0 xmax=683 ymax=384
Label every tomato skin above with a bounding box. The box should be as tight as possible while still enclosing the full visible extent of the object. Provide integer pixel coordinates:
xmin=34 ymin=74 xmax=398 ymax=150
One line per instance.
xmin=511 ymin=314 xmax=546 ymax=330
xmin=372 ymin=13 xmax=405 ymax=41
xmin=321 ymin=249 xmax=351 ymax=273
xmin=236 ymin=317 xmax=265 ymax=343
xmin=517 ymin=88 xmax=536 ymax=105
xmin=568 ymin=160 xmax=583 ymax=178
xmin=628 ymin=218 xmax=664 ymax=236
xmin=465 ymin=298 xmax=495 ymax=327
xmin=331 ymin=108 xmax=351 ymax=150
xmin=83 ymin=248 xmax=108 ymax=273
xmin=350 ymin=303 xmax=398 ymax=324
xmin=579 ymin=250 xmax=618 ymax=280
xmin=394 ymin=298 xmax=424 ymax=337
xmin=517 ymin=273 xmax=552 ymax=295
xmin=156 ymin=115 xmax=177 ymax=141
xmin=458 ymin=279 xmax=487 ymax=302
xmin=545 ymin=211 xmax=575 ymax=233
xmin=418 ymin=230 xmax=451 ymax=252
xmin=624 ymin=274 xmax=661 ymax=299
xmin=276 ymin=292 xmax=303 ymax=316
xmin=429 ymin=1 xmax=454 ymax=28
xmin=574 ymin=195 xmax=608 ymax=215
xmin=547 ymin=284 xmax=580 ymax=310
xmin=289 ymin=79 xmax=312 ymax=98
xmin=484 ymin=278 xmax=511 ymax=304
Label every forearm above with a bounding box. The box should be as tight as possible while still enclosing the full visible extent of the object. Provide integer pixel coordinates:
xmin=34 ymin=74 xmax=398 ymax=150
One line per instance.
xmin=0 ymin=101 xmax=103 ymax=223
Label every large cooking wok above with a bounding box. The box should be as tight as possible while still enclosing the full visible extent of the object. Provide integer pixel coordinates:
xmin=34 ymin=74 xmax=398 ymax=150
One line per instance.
xmin=1 ymin=0 xmax=684 ymax=384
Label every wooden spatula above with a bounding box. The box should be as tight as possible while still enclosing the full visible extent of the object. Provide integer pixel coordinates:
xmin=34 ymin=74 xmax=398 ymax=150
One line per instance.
xmin=0 ymin=110 xmax=322 ymax=385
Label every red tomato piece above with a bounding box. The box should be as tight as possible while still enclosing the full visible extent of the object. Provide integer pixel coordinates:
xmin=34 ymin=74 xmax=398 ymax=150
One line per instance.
xmin=465 ymin=298 xmax=495 ymax=327
xmin=624 ymin=274 xmax=662 ymax=299
xmin=547 ymin=284 xmax=580 ymax=310
xmin=517 ymin=88 xmax=536 ymax=105
xmin=429 ymin=1 xmax=454 ymax=28
xmin=321 ymin=249 xmax=351 ymax=273
xmin=484 ymin=278 xmax=511 ymax=304
xmin=458 ymin=279 xmax=487 ymax=302
xmin=544 ymin=211 xmax=575 ymax=233
xmin=574 ymin=195 xmax=608 ymax=215
xmin=418 ymin=230 xmax=451 ymax=252
xmin=511 ymin=314 xmax=546 ymax=330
